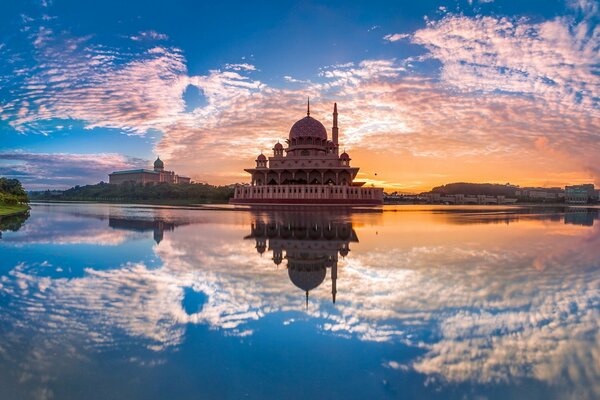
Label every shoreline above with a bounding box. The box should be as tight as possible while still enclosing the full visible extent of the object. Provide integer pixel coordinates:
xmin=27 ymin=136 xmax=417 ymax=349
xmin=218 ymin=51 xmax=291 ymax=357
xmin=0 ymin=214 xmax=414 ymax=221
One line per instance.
xmin=27 ymin=200 xmax=600 ymax=212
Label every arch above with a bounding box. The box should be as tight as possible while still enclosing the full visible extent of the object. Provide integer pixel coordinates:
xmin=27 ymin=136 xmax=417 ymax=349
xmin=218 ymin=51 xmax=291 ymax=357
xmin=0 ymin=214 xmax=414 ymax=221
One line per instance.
xmin=323 ymin=170 xmax=336 ymax=185
xmin=280 ymin=170 xmax=293 ymax=185
xmin=308 ymin=170 xmax=322 ymax=185
xmin=267 ymin=171 xmax=279 ymax=185
xmin=294 ymin=169 xmax=309 ymax=185
xmin=339 ymin=171 xmax=351 ymax=186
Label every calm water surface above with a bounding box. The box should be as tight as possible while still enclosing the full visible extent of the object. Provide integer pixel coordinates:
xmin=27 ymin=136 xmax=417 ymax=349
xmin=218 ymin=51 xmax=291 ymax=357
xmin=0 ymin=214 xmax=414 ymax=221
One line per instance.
xmin=1 ymin=203 xmax=599 ymax=399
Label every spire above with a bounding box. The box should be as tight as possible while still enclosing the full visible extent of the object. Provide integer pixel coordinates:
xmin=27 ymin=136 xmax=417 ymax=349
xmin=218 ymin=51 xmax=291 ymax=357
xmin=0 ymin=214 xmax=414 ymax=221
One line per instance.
xmin=307 ymin=97 xmax=310 ymax=116
xmin=332 ymin=262 xmax=337 ymax=304
xmin=332 ymin=102 xmax=339 ymax=150
xmin=305 ymin=291 xmax=309 ymax=309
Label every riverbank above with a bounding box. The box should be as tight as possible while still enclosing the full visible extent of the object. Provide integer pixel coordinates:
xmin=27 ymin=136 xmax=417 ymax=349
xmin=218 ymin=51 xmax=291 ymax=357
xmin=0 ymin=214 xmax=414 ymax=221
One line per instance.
xmin=0 ymin=204 xmax=30 ymax=216
xmin=30 ymin=198 xmax=226 ymax=206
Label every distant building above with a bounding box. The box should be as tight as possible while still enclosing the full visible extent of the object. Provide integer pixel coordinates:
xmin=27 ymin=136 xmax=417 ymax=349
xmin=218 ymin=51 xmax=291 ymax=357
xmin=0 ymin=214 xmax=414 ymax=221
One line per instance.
xmin=108 ymin=157 xmax=191 ymax=185
xmin=424 ymin=193 xmax=517 ymax=205
xmin=565 ymin=184 xmax=597 ymax=204
xmin=515 ymin=187 xmax=565 ymax=201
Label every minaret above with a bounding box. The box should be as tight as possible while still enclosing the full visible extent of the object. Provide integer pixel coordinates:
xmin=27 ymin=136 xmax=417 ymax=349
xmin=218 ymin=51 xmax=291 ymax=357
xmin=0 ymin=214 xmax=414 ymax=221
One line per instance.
xmin=307 ymin=97 xmax=310 ymax=116
xmin=331 ymin=262 xmax=337 ymax=304
xmin=332 ymin=103 xmax=339 ymax=155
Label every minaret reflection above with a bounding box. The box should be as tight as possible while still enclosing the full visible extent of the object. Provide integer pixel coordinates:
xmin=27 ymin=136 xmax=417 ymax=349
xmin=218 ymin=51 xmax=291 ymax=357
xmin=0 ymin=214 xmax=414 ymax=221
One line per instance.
xmin=245 ymin=213 xmax=358 ymax=307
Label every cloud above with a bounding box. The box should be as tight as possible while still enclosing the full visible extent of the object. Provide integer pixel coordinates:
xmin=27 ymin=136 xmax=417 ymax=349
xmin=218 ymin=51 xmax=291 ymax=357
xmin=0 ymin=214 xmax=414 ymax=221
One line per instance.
xmin=383 ymin=33 xmax=410 ymax=42
xmin=130 ymin=30 xmax=169 ymax=41
xmin=1 ymin=5 xmax=599 ymax=190
xmin=0 ymin=151 xmax=146 ymax=189
xmin=224 ymin=63 xmax=257 ymax=71
xmin=411 ymin=12 xmax=599 ymax=108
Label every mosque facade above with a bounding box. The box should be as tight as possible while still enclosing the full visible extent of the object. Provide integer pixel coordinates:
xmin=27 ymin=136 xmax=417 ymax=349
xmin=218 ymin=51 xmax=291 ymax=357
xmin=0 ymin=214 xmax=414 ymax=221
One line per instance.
xmin=231 ymin=101 xmax=383 ymax=206
xmin=108 ymin=157 xmax=191 ymax=185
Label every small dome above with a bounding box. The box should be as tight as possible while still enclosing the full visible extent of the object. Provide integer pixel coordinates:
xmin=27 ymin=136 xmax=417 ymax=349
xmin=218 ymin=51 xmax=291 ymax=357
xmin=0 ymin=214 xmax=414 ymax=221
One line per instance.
xmin=274 ymin=142 xmax=283 ymax=150
xmin=289 ymin=116 xmax=328 ymax=141
xmin=340 ymin=152 xmax=350 ymax=159
xmin=326 ymin=141 xmax=336 ymax=148
xmin=154 ymin=157 xmax=164 ymax=168
xmin=257 ymin=154 xmax=267 ymax=161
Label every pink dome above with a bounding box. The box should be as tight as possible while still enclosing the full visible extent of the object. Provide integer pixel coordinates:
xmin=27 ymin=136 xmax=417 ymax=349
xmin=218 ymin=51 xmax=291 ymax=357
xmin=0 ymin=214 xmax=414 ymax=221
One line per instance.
xmin=289 ymin=116 xmax=328 ymax=141
xmin=340 ymin=152 xmax=350 ymax=159
xmin=257 ymin=154 xmax=267 ymax=161
xmin=274 ymin=142 xmax=283 ymax=149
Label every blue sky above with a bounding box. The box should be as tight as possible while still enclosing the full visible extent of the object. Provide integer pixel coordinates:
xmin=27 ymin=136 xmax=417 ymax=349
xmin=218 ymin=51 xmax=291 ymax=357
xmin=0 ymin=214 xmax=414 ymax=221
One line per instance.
xmin=0 ymin=0 xmax=598 ymax=190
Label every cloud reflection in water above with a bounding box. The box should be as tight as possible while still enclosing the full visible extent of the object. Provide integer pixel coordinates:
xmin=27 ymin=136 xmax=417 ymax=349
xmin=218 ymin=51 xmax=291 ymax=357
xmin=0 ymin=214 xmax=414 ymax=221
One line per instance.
xmin=0 ymin=205 xmax=599 ymax=398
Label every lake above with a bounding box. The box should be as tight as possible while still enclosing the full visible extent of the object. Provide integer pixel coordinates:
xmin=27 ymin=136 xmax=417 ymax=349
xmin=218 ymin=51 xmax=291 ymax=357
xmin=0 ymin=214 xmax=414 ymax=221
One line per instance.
xmin=1 ymin=203 xmax=599 ymax=399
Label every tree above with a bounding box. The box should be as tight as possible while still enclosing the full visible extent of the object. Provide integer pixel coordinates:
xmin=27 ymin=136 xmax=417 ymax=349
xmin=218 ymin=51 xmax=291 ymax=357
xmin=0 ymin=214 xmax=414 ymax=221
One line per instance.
xmin=0 ymin=178 xmax=28 ymax=204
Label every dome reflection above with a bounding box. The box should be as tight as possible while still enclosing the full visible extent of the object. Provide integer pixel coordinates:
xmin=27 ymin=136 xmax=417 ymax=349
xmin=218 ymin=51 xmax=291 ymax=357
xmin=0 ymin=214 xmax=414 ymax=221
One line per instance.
xmin=245 ymin=212 xmax=358 ymax=306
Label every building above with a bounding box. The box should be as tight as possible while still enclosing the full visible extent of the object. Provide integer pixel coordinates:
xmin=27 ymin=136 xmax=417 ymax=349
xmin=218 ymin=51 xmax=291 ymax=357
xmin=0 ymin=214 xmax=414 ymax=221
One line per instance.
xmin=231 ymin=101 xmax=383 ymax=205
xmin=565 ymin=184 xmax=598 ymax=204
xmin=515 ymin=187 xmax=565 ymax=202
xmin=424 ymin=193 xmax=518 ymax=205
xmin=108 ymin=157 xmax=191 ymax=185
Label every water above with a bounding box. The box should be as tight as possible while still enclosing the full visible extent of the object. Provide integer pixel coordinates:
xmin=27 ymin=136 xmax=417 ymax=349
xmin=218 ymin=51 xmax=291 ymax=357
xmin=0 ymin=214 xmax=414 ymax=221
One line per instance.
xmin=0 ymin=203 xmax=599 ymax=400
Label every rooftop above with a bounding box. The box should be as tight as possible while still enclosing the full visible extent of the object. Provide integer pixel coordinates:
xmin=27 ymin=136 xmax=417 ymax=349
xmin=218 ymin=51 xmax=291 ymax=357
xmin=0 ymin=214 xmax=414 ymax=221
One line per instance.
xmin=109 ymin=169 xmax=159 ymax=175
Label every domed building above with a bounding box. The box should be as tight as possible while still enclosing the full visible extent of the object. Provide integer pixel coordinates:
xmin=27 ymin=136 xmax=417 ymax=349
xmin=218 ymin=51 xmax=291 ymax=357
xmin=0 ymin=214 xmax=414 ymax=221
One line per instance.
xmin=231 ymin=101 xmax=383 ymax=205
xmin=109 ymin=157 xmax=191 ymax=185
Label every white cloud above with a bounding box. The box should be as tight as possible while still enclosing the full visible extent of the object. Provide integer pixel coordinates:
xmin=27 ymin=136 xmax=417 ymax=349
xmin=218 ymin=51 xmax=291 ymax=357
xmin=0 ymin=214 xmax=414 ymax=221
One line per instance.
xmin=411 ymin=13 xmax=600 ymax=109
xmin=130 ymin=30 xmax=169 ymax=41
xmin=383 ymin=33 xmax=410 ymax=42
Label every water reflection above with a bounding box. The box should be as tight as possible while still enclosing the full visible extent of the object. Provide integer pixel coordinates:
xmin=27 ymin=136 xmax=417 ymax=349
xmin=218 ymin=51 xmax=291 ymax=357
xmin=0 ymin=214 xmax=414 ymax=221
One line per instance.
xmin=0 ymin=210 xmax=29 ymax=238
xmin=109 ymin=216 xmax=179 ymax=244
xmin=245 ymin=214 xmax=358 ymax=305
xmin=0 ymin=204 xmax=598 ymax=399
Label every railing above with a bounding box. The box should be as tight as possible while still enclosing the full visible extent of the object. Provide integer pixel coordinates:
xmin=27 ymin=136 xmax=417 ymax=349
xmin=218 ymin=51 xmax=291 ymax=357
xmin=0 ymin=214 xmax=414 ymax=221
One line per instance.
xmin=234 ymin=184 xmax=383 ymax=202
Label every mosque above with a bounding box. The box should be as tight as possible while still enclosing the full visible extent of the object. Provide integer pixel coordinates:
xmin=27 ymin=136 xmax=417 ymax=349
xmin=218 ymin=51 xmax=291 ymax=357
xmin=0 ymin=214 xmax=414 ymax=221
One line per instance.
xmin=231 ymin=101 xmax=383 ymax=205
xmin=245 ymin=212 xmax=358 ymax=306
xmin=108 ymin=157 xmax=191 ymax=185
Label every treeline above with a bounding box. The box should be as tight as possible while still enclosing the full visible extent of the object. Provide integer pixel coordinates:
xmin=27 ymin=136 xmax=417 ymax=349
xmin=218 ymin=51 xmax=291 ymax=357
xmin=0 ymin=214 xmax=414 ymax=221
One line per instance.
xmin=0 ymin=178 xmax=29 ymax=205
xmin=428 ymin=182 xmax=518 ymax=197
xmin=29 ymin=182 xmax=235 ymax=204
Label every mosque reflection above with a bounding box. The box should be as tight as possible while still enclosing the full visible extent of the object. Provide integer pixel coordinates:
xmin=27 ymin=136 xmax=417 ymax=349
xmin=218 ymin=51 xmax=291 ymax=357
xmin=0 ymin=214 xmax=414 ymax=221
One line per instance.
xmin=245 ymin=212 xmax=358 ymax=306
xmin=108 ymin=216 xmax=181 ymax=244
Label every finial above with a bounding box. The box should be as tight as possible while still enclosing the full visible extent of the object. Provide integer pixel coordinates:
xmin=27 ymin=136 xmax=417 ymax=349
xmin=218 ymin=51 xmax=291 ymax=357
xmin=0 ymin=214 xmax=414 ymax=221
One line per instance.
xmin=307 ymin=97 xmax=310 ymax=116
xmin=306 ymin=291 xmax=309 ymax=309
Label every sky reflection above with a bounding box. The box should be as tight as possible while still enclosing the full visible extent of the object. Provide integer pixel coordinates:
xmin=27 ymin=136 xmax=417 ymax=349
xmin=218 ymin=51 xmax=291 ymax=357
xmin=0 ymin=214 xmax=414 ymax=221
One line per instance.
xmin=0 ymin=204 xmax=598 ymax=399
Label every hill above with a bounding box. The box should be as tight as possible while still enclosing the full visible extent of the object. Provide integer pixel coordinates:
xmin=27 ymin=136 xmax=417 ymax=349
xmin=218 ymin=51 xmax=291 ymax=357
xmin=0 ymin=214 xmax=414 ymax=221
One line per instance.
xmin=427 ymin=182 xmax=519 ymax=197
xmin=29 ymin=182 xmax=235 ymax=204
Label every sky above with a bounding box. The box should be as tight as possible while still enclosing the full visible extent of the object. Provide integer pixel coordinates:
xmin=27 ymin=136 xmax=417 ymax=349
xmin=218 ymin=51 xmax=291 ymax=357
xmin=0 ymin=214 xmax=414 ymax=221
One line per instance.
xmin=0 ymin=0 xmax=598 ymax=191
